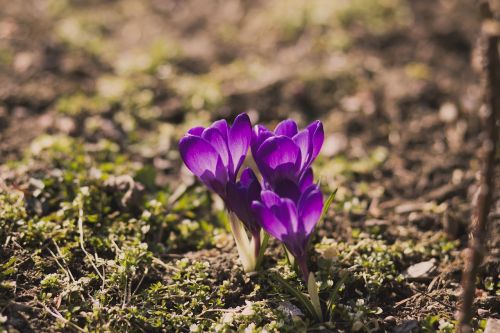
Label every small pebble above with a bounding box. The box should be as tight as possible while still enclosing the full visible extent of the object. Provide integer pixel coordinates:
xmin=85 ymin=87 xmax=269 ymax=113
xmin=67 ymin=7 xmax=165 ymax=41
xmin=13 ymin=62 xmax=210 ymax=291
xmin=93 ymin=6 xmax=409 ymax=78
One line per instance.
xmin=439 ymin=102 xmax=458 ymax=123
xmin=485 ymin=318 xmax=500 ymax=333
xmin=384 ymin=316 xmax=397 ymax=325
xmin=404 ymin=259 xmax=436 ymax=278
xmin=477 ymin=308 xmax=489 ymax=317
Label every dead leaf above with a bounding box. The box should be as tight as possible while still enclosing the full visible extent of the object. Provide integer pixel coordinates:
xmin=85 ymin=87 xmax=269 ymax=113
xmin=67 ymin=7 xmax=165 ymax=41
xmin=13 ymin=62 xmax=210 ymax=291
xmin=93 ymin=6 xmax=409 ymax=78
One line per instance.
xmin=404 ymin=259 xmax=437 ymax=279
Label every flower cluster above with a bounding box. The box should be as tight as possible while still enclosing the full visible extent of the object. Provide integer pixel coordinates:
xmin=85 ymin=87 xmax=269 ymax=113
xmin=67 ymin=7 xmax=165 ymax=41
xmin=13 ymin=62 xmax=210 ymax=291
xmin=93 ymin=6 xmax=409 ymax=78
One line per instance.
xmin=179 ymin=113 xmax=324 ymax=280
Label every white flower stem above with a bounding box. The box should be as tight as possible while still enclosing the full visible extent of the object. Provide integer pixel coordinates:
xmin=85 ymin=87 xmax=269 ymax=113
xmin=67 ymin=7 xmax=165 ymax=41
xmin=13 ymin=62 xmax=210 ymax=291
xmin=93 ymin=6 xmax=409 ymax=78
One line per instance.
xmin=229 ymin=212 xmax=256 ymax=272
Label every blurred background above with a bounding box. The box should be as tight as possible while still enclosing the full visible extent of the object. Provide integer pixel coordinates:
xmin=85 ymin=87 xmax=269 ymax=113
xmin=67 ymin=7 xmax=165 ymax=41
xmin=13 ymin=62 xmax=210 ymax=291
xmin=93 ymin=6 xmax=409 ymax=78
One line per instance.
xmin=0 ymin=0 xmax=485 ymax=197
xmin=1 ymin=0 xmax=499 ymax=331
xmin=0 ymin=0 xmax=489 ymax=235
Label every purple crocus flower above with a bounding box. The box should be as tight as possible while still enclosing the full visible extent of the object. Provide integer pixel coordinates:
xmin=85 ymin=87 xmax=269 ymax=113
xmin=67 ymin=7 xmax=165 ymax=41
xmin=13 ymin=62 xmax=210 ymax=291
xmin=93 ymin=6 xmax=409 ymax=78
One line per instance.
xmin=179 ymin=113 xmax=252 ymax=200
xmin=226 ymin=168 xmax=262 ymax=246
xmin=252 ymin=184 xmax=323 ymax=280
xmin=251 ymin=119 xmax=324 ymax=202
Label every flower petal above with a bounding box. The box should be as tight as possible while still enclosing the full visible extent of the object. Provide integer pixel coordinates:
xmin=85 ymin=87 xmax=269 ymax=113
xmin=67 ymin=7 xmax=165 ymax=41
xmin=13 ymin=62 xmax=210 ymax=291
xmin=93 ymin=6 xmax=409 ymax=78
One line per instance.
xmin=226 ymin=168 xmax=262 ymax=232
xmin=276 ymin=198 xmax=299 ymax=234
xmin=214 ymin=156 xmax=229 ymax=188
xmin=188 ymin=126 xmax=205 ymax=136
xmin=226 ymin=182 xmax=251 ymax=226
xmin=251 ymin=125 xmax=272 ymax=157
xmin=228 ymin=113 xmax=252 ymax=177
xmin=255 ymin=136 xmax=301 ymax=179
xmin=307 ymin=121 xmax=324 ymax=160
xmin=199 ymin=157 xmax=228 ymax=197
xmin=260 ymin=190 xmax=282 ymax=208
xmin=298 ymin=185 xmax=323 ymax=235
xmin=293 ymin=129 xmax=311 ymax=169
xmin=211 ymin=119 xmax=229 ymax=141
xmin=240 ymin=167 xmax=256 ymax=186
xmin=275 ymin=119 xmax=298 ymax=137
xmin=202 ymin=127 xmax=230 ymax=167
xmin=299 ymin=168 xmax=314 ymax=191
xmin=240 ymin=168 xmax=262 ymax=201
xmin=179 ymin=135 xmax=219 ymax=178
xmin=252 ymin=201 xmax=287 ymax=241
xmin=271 ymin=163 xmax=301 ymax=184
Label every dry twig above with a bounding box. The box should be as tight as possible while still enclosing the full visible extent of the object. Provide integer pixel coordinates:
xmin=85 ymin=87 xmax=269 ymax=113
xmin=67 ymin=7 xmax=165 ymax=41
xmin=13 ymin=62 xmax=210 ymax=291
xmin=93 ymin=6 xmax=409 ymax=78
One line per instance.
xmin=456 ymin=1 xmax=499 ymax=332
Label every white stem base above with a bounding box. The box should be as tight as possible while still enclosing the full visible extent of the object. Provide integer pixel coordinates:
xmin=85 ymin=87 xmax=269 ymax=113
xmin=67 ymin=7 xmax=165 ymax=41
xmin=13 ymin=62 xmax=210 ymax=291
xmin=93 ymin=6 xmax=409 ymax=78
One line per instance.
xmin=229 ymin=212 xmax=257 ymax=272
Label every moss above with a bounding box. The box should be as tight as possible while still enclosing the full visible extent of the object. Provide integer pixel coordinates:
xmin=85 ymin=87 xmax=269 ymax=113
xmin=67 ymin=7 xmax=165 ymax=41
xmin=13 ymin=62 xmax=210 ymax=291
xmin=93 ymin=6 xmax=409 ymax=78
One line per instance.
xmin=0 ymin=191 xmax=26 ymax=244
xmin=337 ymin=0 xmax=411 ymax=34
xmin=319 ymin=146 xmax=388 ymax=178
xmin=55 ymin=93 xmax=110 ymax=116
xmin=256 ymin=0 xmax=410 ymax=44
xmin=0 ymin=132 xmax=472 ymax=332
xmin=317 ymin=236 xmax=404 ymax=297
xmin=211 ymin=301 xmax=308 ymax=333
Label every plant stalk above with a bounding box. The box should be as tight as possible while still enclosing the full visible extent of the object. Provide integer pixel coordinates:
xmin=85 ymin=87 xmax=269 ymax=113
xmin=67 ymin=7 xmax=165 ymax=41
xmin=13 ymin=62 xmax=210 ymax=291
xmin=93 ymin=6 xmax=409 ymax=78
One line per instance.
xmin=229 ymin=212 xmax=256 ymax=272
xmin=456 ymin=2 xmax=499 ymax=332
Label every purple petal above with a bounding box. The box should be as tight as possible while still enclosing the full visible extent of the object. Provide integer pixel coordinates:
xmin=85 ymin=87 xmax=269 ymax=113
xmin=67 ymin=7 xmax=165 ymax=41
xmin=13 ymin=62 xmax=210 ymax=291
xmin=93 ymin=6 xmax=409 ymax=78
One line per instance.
xmin=272 ymin=163 xmax=301 ymax=184
xmin=252 ymin=201 xmax=287 ymax=241
xmin=226 ymin=181 xmax=243 ymax=211
xmin=240 ymin=168 xmax=262 ymax=200
xmin=299 ymin=168 xmax=314 ymax=191
xmin=307 ymin=121 xmax=324 ymax=160
xmin=228 ymin=113 xmax=252 ymax=177
xmin=283 ymin=238 xmax=307 ymax=267
xmin=226 ymin=181 xmax=252 ymax=227
xmin=251 ymin=125 xmax=273 ymax=157
xmin=237 ymin=168 xmax=262 ymax=206
xmin=295 ymin=254 xmax=309 ymax=281
xmin=211 ymin=119 xmax=229 ymax=141
xmin=200 ymin=173 xmax=224 ymax=197
xmin=275 ymin=198 xmax=299 ymax=234
xmin=275 ymin=119 xmax=298 ymax=137
xmin=293 ymin=129 xmax=311 ymax=169
xmin=255 ymin=136 xmax=301 ymax=178
xmin=214 ymin=156 xmax=229 ymax=187
xmin=240 ymin=167 xmax=256 ymax=186
xmin=298 ymin=185 xmax=323 ymax=235
xmin=179 ymin=135 xmax=219 ymax=178
xmin=199 ymin=157 xmax=228 ymax=198
xmin=202 ymin=127 xmax=230 ymax=167
xmin=226 ymin=168 xmax=262 ymax=235
xmin=260 ymin=190 xmax=282 ymax=208
xmin=188 ymin=126 xmax=205 ymax=136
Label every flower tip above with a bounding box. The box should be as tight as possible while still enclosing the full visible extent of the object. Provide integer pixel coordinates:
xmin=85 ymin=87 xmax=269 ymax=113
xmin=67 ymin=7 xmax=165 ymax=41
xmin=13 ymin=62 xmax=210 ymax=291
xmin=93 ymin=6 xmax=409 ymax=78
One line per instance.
xmin=250 ymin=200 xmax=261 ymax=210
xmin=275 ymin=119 xmax=299 ymax=137
xmin=187 ymin=126 xmax=205 ymax=136
xmin=235 ymin=112 xmax=250 ymax=122
xmin=232 ymin=113 xmax=252 ymax=131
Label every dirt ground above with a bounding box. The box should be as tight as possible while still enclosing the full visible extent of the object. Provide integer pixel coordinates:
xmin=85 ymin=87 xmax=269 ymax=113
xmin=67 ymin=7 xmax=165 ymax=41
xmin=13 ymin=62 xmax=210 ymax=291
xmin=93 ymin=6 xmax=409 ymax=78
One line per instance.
xmin=0 ymin=0 xmax=499 ymax=332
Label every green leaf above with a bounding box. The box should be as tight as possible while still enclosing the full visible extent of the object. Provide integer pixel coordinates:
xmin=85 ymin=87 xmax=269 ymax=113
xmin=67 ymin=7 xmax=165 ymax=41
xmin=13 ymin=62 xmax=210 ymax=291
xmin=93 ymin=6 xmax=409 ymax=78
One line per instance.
xmin=269 ymin=271 xmax=320 ymax=322
xmin=319 ymin=188 xmax=337 ymax=225
xmin=283 ymin=245 xmax=295 ymax=267
xmin=256 ymin=232 xmax=269 ymax=270
xmin=307 ymin=273 xmax=323 ymax=321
